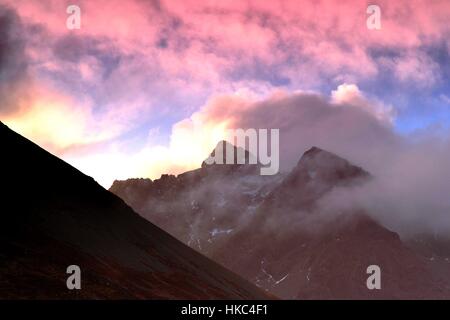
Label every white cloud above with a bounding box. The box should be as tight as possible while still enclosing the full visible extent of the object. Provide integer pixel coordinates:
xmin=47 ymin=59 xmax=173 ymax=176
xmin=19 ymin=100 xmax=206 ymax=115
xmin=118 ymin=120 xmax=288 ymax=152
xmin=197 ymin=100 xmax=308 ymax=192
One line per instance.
xmin=440 ymin=94 xmax=450 ymax=105
xmin=331 ymin=83 xmax=395 ymax=123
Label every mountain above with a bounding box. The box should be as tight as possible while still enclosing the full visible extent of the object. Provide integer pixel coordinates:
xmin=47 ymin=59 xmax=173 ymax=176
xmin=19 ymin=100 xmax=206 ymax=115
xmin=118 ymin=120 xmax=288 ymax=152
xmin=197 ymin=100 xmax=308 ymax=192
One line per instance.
xmin=201 ymin=140 xmax=262 ymax=175
xmin=111 ymin=144 xmax=450 ymax=299
xmin=0 ymin=122 xmax=267 ymax=299
xmin=111 ymin=141 xmax=282 ymax=256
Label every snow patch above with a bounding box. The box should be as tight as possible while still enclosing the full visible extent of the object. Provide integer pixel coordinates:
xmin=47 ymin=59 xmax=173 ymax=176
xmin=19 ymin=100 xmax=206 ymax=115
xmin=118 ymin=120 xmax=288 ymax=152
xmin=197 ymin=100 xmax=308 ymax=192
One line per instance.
xmin=210 ymin=228 xmax=234 ymax=237
xmin=274 ymin=274 xmax=289 ymax=285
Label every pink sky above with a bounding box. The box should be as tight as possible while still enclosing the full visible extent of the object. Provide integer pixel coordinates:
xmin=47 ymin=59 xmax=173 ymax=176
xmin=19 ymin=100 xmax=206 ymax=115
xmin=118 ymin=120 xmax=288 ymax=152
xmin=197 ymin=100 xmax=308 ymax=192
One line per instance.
xmin=0 ymin=0 xmax=449 ymax=187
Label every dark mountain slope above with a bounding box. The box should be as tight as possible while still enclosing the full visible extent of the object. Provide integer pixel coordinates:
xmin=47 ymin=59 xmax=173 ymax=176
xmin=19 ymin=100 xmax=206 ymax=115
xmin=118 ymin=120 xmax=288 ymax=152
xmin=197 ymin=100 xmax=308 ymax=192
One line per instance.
xmin=0 ymin=122 xmax=267 ymax=299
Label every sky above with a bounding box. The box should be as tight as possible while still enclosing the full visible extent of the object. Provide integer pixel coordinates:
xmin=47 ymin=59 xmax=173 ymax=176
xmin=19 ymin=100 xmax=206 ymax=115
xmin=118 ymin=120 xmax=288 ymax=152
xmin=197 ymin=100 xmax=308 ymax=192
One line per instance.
xmin=0 ymin=0 xmax=449 ymax=188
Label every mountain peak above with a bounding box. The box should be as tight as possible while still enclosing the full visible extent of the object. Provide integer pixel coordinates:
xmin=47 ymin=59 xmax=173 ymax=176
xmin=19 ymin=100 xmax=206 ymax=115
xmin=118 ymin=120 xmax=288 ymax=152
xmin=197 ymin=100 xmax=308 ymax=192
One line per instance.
xmin=301 ymin=146 xmax=326 ymax=158
xmin=216 ymin=139 xmax=233 ymax=147
xmin=299 ymin=146 xmax=353 ymax=166
xmin=201 ymin=140 xmax=257 ymax=168
xmin=294 ymin=146 xmax=370 ymax=182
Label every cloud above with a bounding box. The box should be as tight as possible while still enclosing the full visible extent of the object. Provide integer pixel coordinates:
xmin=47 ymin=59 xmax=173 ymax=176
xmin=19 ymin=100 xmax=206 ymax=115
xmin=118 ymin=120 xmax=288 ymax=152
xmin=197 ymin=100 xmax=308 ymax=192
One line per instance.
xmin=1 ymin=85 xmax=123 ymax=153
xmin=317 ymin=138 xmax=450 ymax=237
xmin=331 ymin=83 xmax=395 ymax=123
xmin=0 ymin=0 xmax=449 ymax=235
xmin=4 ymin=0 xmax=449 ymax=93
xmin=440 ymin=94 xmax=450 ymax=105
xmin=75 ymin=84 xmax=395 ymax=188
xmin=1 ymin=0 xmax=448 ymax=153
xmin=0 ymin=6 xmax=30 ymax=116
xmin=390 ymin=51 xmax=441 ymax=87
xmin=0 ymin=3 xmax=158 ymax=157
xmin=124 ymin=85 xmax=450 ymax=237
xmin=182 ymin=85 xmax=400 ymax=175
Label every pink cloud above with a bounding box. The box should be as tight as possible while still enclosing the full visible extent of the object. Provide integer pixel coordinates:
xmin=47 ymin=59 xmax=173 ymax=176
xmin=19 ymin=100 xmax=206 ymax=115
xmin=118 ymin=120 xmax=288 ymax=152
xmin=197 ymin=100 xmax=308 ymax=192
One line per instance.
xmin=6 ymin=0 xmax=449 ymax=89
xmin=1 ymin=0 xmax=449 ymax=187
xmin=331 ymin=83 xmax=395 ymax=122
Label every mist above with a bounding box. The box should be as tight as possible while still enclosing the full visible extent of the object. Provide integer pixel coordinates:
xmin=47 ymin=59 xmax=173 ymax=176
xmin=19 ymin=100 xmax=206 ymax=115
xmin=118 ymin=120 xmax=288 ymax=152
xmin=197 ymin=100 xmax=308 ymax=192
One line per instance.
xmin=316 ymin=135 xmax=450 ymax=237
xmin=195 ymin=87 xmax=450 ymax=238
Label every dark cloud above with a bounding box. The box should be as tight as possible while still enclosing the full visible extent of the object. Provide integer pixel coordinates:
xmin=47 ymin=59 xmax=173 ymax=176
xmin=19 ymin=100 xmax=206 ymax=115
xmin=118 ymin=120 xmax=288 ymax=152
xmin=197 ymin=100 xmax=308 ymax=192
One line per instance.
xmin=53 ymin=34 xmax=87 ymax=62
xmin=0 ymin=5 xmax=30 ymax=116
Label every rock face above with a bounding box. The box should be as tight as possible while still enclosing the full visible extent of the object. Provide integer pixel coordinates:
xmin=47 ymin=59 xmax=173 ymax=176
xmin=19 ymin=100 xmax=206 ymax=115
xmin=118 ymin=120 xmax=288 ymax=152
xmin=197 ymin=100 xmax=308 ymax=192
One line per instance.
xmin=111 ymin=143 xmax=450 ymax=299
xmin=0 ymin=122 xmax=267 ymax=299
